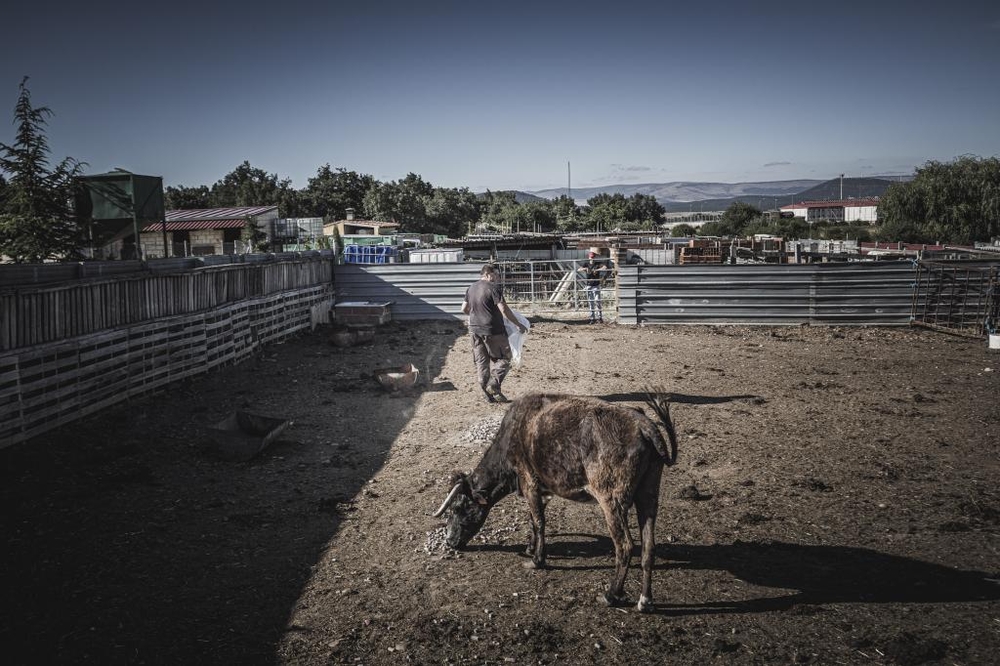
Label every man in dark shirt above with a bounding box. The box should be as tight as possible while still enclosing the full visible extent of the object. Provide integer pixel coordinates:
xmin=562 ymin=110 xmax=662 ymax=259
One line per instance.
xmin=461 ymin=264 xmax=527 ymax=403
xmin=578 ymin=250 xmax=611 ymax=324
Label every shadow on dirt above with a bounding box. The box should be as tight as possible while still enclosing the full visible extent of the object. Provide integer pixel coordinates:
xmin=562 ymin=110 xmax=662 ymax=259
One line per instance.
xmin=0 ymin=323 xmax=462 ymax=665
xmin=599 ymin=392 xmax=762 ymax=405
xmin=469 ymin=536 xmax=999 ymax=612
xmin=654 ymin=540 xmax=1000 ymax=612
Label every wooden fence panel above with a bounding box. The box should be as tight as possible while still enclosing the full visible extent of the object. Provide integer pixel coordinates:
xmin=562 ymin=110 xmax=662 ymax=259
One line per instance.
xmin=0 ymin=284 xmax=331 ymax=448
xmin=1 ymin=257 xmax=333 ymax=352
xmin=0 ymin=254 xmax=333 ymax=448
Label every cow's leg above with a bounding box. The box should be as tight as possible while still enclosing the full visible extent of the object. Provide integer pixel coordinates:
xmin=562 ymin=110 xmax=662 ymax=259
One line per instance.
xmin=597 ymin=495 xmax=633 ymax=606
xmin=521 ymin=480 xmax=547 ymax=569
xmin=634 ymin=490 xmax=659 ymax=613
xmin=525 ymin=515 xmax=537 ymax=558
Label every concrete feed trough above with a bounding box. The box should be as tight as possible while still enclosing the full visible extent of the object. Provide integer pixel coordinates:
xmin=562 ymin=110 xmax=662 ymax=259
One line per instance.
xmin=374 ymin=363 xmax=420 ymax=392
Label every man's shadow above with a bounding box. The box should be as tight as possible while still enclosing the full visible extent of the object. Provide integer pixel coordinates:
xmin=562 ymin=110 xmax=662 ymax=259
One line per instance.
xmin=599 ymin=392 xmax=762 ymax=405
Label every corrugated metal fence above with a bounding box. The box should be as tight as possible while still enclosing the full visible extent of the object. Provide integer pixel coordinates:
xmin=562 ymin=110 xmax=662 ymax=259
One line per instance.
xmin=334 ymin=263 xmax=480 ymax=320
xmin=618 ymin=263 xmax=919 ymax=326
xmin=336 ymin=262 xmax=925 ymax=326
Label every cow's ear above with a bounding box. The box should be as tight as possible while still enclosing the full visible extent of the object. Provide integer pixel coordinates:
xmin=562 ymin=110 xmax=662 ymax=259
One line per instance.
xmin=448 ymin=471 xmax=469 ymax=488
xmin=472 ymin=490 xmax=488 ymax=505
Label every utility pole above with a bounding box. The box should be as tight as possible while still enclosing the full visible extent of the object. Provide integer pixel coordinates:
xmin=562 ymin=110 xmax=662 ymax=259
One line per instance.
xmin=567 ymin=161 xmax=571 ymax=201
xmin=840 ymin=174 xmax=844 ymax=200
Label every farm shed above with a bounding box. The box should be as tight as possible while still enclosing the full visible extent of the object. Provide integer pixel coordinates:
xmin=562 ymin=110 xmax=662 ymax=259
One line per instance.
xmin=140 ymin=206 xmax=279 ymax=258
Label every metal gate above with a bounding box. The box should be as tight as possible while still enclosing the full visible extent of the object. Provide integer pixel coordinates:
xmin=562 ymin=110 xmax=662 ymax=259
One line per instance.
xmin=911 ymin=261 xmax=1000 ymax=336
xmin=496 ymin=259 xmax=613 ymax=321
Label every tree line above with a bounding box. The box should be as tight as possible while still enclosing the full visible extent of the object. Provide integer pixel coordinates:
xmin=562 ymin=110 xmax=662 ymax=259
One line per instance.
xmin=2 ymin=78 xmax=997 ymax=263
xmin=164 ymin=164 xmax=668 ymax=239
xmin=684 ymin=157 xmax=999 ymax=245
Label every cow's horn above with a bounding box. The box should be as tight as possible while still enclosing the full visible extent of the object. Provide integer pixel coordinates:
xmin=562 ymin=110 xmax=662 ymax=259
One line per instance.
xmin=432 ymin=483 xmax=464 ymax=517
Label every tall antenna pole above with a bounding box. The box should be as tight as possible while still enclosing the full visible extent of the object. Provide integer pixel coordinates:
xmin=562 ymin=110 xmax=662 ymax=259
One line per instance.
xmin=840 ymin=173 xmax=844 ymax=200
xmin=567 ymin=161 xmax=571 ymax=201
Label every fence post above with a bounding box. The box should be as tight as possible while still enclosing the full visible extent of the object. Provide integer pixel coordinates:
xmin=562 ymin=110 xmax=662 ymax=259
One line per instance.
xmin=530 ymin=262 xmax=535 ymax=304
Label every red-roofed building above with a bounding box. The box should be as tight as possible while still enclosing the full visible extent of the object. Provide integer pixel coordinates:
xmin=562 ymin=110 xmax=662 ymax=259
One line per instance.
xmin=140 ymin=206 xmax=279 ymax=257
xmin=780 ymin=198 xmax=879 ymax=224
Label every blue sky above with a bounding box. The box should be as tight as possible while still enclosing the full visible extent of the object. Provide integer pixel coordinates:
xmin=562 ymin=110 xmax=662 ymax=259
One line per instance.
xmin=2 ymin=1 xmax=998 ymax=193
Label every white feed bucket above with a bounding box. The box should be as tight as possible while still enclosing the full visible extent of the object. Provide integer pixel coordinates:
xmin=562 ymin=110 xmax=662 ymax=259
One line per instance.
xmin=990 ymin=334 xmax=1000 ymax=351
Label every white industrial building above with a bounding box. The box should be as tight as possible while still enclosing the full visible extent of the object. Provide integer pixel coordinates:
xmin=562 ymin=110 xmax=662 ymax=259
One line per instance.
xmin=781 ymin=197 xmax=879 ymax=223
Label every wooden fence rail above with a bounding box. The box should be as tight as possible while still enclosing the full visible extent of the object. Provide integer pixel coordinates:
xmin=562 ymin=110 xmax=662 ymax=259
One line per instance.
xmin=1 ymin=256 xmax=335 ymax=447
xmin=1 ymin=257 xmax=334 ymax=352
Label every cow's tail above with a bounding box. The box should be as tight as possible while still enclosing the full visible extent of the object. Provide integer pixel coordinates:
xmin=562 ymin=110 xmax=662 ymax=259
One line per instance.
xmin=643 ymin=388 xmax=678 ymax=466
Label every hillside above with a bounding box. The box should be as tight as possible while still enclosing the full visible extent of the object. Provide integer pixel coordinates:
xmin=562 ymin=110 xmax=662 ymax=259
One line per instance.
xmin=794 ymin=177 xmax=899 ymax=202
xmin=477 ymin=190 xmax=548 ymax=204
xmin=529 ymin=179 xmax=823 ymax=205
xmin=526 ymin=177 xmax=902 ymax=212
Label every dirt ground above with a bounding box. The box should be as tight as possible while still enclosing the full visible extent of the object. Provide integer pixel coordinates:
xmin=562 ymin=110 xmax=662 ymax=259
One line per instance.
xmin=2 ymin=318 xmax=999 ymax=665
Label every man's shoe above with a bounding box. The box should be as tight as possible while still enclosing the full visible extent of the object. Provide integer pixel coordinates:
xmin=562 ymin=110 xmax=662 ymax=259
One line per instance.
xmin=485 ymin=381 xmax=510 ymax=403
xmin=482 ymin=388 xmax=496 ymax=403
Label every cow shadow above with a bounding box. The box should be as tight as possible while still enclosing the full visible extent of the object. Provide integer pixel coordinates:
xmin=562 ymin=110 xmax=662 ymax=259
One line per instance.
xmin=469 ymin=537 xmax=1000 ymax=613
xmin=467 ymin=532 xmax=614 ymax=571
xmin=648 ymin=540 xmax=1000 ymax=615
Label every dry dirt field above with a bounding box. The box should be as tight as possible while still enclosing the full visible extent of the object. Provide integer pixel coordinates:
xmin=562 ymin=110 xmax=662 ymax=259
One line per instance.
xmin=2 ymin=319 xmax=999 ymax=665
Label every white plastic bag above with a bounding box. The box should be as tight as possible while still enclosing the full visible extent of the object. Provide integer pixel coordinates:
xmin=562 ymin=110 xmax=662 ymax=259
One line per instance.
xmin=504 ymin=310 xmax=531 ymax=367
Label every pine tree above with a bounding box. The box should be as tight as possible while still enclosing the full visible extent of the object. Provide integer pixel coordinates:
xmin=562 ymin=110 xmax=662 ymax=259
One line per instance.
xmin=0 ymin=77 xmax=86 ymax=262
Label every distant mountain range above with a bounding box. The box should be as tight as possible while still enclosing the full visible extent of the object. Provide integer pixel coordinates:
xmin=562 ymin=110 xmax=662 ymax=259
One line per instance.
xmin=516 ymin=177 xmax=904 ymax=212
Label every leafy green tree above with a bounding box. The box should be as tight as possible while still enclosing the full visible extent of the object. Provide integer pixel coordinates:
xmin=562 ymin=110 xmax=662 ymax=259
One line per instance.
xmin=425 ymin=186 xmax=479 ymax=237
xmin=164 ymin=184 xmax=212 ymax=209
xmin=0 ymin=77 xmax=86 ymax=262
xmin=330 ymin=227 xmax=343 ymax=255
xmin=586 ymin=193 xmax=629 ymax=230
xmin=241 ymin=218 xmax=269 ymax=253
xmin=395 ymin=172 xmax=432 ymax=230
xmin=362 ymin=173 xmax=434 ymax=231
xmin=670 ymin=223 xmax=696 ymax=237
xmin=586 ymin=193 xmax=665 ymax=231
xmin=274 ymin=181 xmax=303 ymax=218
xmin=478 ymin=190 xmax=520 ymax=232
xmin=362 ymin=181 xmax=397 ymax=223
xmin=209 ymin=161 xmax=301 ymax=215
xmin=551 ymin=194 xmax=580 ymax=231
xmin=302 ymin=165 xmax=375 ymax=220
xmin=700 ymin=202 xmax=763 ymax=237
xmin=721 ymin=201 xmax=762 ymax=231
xmin=521 ymin=200 xmax=557 ymax=233
xmin=822 ymin=222 xmax=872 ymax=242
xmin=876 ymin=156 xmax=1000 ymax=243
xmin=743 ymin=216 xmax=809 ymax=240
xmin=624 ymin=193 xmax=666 ymax=228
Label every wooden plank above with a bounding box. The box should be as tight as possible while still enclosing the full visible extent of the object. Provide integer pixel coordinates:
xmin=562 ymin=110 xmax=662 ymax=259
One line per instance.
xmin=2 ymin=279 xmax=334 ymax=445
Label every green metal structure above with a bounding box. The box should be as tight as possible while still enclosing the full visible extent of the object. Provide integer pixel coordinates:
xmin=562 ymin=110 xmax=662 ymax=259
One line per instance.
xmin=75 ymin=169 xmax=165 ymax=259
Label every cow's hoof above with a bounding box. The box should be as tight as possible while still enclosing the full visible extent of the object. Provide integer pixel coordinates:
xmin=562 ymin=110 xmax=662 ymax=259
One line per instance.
xmin=522 ymin=560 xmax=546 ymax=570
xmin=636 ymin=595 xmax=653 ymax=613
xmin=601 ymin=591 xmax=627 ymax=607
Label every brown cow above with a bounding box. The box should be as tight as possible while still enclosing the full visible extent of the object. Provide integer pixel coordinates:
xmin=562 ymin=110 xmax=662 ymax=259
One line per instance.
xmin=433 ymin=392 xmax=677 ymax=612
